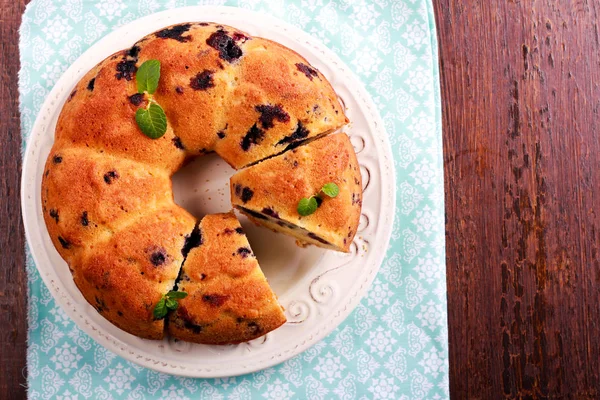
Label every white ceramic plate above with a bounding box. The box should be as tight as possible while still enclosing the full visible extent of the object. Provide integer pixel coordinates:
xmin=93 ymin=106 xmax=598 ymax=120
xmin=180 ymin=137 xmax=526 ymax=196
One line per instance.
xmin=21 ymin=6 xmax=395 ymax=378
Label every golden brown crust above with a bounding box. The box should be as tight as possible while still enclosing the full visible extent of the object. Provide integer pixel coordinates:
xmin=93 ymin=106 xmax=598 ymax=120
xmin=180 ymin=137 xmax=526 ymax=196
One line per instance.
xmin=55 ymin=50 xmax=187 ymax=173
xmin=145 ymin=26 xmax=234 ymax=156
xmin=230 ymin=133 xmax=362 ymax=252
xmin=41 ymin=146 xmax=174 ymax=264
xmin=75 ymin=204 xmax=195 ymax=339
xmin=168 ymin=213 xmax=286 ymax=344
xmin=213 ymin=37 xmax=348 ymax=168
xmin=43 ymin=21 xmax=348 ymax=341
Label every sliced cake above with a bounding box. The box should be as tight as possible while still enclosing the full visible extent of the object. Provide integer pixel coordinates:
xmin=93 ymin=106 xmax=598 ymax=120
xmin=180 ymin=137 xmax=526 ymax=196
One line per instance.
xmin=230 ymin=133 xmax=362 ymax=252
xmin=168 ymin=212 xmax=286 ymax=344
xmin=42 ymin=21 xmax=352 ymax=342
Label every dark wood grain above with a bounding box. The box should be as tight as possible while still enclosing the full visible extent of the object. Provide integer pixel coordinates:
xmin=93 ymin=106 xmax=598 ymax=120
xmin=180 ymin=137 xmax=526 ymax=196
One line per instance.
xmin=0 ymin=0 xmax=29 ymax=399
xmin=1 ymin=1 xmax=599 ymax=398
xmin=434 ymin=1 xmax=600 ymax=398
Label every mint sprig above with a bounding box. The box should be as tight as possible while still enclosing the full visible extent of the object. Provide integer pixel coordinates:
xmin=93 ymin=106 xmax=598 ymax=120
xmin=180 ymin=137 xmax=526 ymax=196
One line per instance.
xmin=134 ymin=59 xmax=167 ymax=139
xmin=153 ymin=298 xmax=167 ymax=318
xmin=321 ymin=182 xmax=340 ymax=198
xmin=167 ymin=290 xmax=188 ymax=299
xmin=136 ymin=104 xmax=167 ymax=139
xmin=297 ymin=197 xmax=318 ymax=216
xmin=297 ymin=182 xmax=340 ymax=217
xmin=153 ymin=290 xmax=188 ymax=319
xmin=136 ymin=59 xmax=161 ymax=94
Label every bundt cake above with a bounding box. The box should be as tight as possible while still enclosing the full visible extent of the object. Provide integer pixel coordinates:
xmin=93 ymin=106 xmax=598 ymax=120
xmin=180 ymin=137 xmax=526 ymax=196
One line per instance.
xmin=168 ymin=213 xmax=285 ymax=344
xmin=41 ymin=22 xmax=358 ymax=342
xmin=230 ymin=133 xmax=362 ymax=252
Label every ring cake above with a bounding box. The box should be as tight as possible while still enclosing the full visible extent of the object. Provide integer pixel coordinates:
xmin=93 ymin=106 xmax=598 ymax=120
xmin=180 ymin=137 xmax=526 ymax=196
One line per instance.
xmin=41 ymin=22 xmax=361 ymax=343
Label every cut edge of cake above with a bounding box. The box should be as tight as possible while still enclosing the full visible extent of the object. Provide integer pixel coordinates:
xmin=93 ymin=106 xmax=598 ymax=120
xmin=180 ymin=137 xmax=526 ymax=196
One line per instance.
xmin=167 ymin=212 xmax=286 ymax=345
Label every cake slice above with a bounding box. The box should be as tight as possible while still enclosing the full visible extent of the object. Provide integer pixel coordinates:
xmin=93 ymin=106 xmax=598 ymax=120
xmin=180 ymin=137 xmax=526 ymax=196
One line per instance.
xmin=230 ymin=133 xmax=362 ymax=252
xmin=168 ymin=212 xmax=286 ymax=344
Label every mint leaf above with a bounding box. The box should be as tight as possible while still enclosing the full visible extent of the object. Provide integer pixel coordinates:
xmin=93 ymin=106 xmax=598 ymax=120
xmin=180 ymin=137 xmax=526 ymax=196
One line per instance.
xmin=165 ymin=298 xmax=178 ymax=310
xmin=153 ymin=297 xmax=167 ymax=319
xmin=133 ymin=60 xmax=167 ymax=139
xmin=167 ymin=291 xmax=188 ymax=299
xmin=298 ymin=183 xmax=339 ymax=216
xmin=297 ymin=197 xmax=318 ymax=216
xmin=321 ymin=182 xmax=339 ymax=198
xmin=136 ymin=59 xmax=161 ymax=94
xmin=136 ymin=103 xmax=167 ymax=139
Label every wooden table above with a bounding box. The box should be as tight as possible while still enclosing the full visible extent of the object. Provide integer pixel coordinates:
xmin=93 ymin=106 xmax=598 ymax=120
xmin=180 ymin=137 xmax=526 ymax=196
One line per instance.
xmin=1 ymin=1 xmax=599 ymax=398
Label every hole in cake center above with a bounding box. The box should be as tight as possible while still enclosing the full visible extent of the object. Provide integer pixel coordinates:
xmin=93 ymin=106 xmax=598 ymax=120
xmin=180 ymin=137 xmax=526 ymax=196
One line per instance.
xmin=172 ymin=153 xmax=324 ymax=294
xmin=172 ymin=153 xmax=233 ymax=219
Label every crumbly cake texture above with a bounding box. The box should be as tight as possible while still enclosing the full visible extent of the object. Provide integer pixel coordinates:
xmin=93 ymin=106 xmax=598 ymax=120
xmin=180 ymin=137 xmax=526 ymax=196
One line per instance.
xmin=168 ymin=212 xmax=286 ymax=344
xmin=42 ymin=22 xmax=351 ymax=341
xmin=230 ymin=133 xmax=362 ymax=253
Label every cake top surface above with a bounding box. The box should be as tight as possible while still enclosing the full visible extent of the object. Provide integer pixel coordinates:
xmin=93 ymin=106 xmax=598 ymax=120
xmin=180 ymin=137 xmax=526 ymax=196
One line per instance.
xmin=55 ymin=22 xmax=348 ymax=171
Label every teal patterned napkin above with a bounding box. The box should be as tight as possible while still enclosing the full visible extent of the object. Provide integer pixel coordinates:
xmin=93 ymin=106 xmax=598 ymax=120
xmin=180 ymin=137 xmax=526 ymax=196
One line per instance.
xmin=20 ymin=1 xmax=447 ymax=398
